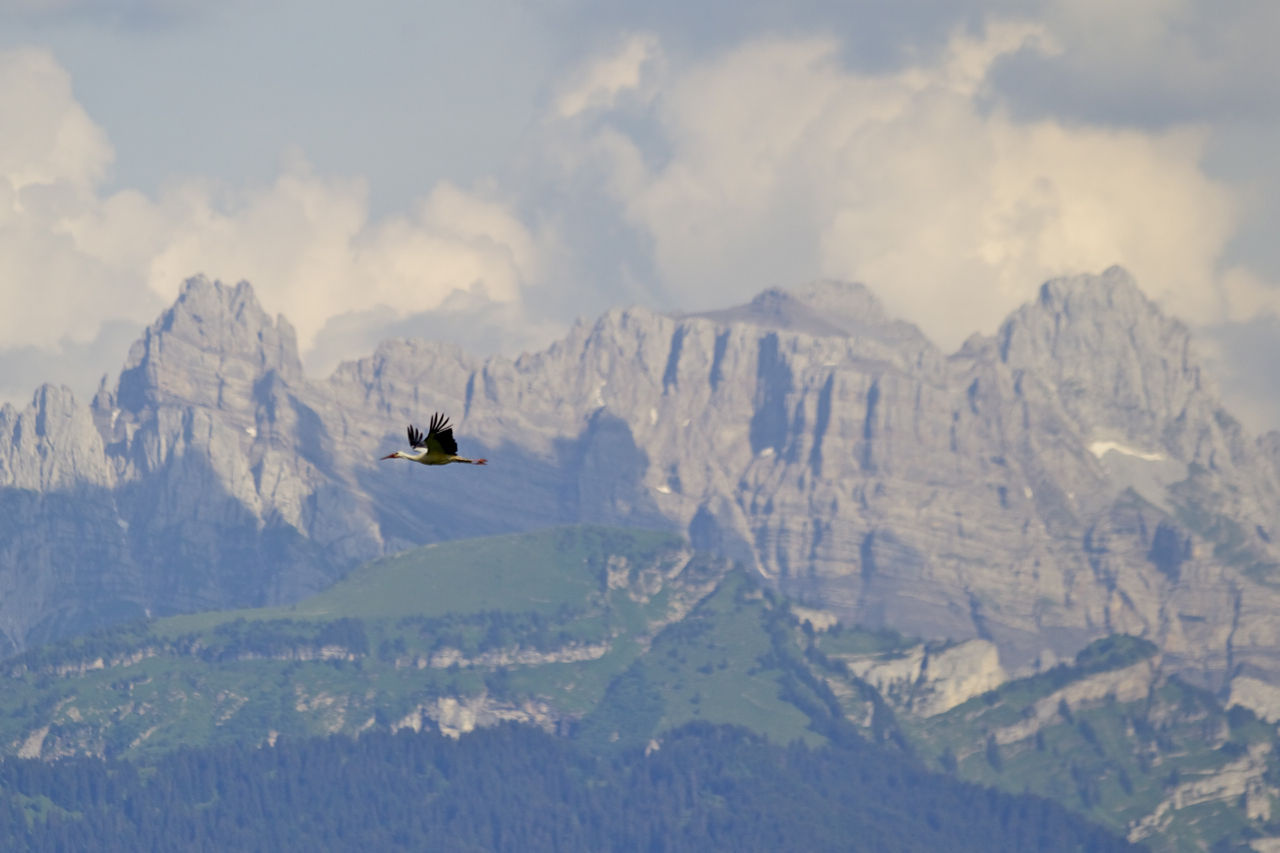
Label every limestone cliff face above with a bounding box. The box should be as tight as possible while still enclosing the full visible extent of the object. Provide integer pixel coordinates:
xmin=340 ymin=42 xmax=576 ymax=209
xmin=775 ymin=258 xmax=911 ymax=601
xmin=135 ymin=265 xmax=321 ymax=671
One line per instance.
xmin=3 ymin=270 xmax=1280 ymax=699
xmin=0 ymin=279 xmax=383 ymax=651
xmin=838 ymin=638 xmax=1007 ymax=717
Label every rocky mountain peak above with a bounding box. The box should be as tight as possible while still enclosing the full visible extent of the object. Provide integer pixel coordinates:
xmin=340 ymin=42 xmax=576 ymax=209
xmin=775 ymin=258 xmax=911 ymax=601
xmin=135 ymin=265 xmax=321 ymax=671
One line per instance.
xmin=995 ymin=266 xmax=1210 ymax=447
xmin=0 ymin=384 xmax=113 ymax=491
xmin=686 ymin=280 xmax=932 ymax=348
xmin=115 ymin=276 xmax=303 ymax=414
xmin=7 ymin=267 xmax=1280 ymax=711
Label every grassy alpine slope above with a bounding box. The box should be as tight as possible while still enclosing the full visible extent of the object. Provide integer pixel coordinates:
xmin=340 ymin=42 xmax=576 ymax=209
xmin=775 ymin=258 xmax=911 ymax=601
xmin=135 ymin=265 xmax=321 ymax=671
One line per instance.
xmin=2 ymin=524 xmax=1277 ymax=850
xmin=0 ymin=526 xmax=738 ymax=757
xmin=896 ymin=638 xmax=1280 ymax=853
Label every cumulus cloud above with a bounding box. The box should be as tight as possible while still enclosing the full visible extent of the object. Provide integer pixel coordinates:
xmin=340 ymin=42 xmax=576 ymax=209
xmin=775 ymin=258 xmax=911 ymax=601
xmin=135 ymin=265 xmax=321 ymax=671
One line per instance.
xmin=0 ymin=319 xmax=141 ymax=409
xmin=559 ymin=0 xmax=1280 ymax=125
xmin=0 ymin=47 xmax=159 ymax=353
xmin=555 ymin=33 xmax=662 ymax=119
xmin=69 ymin=162 xmax=543 ymax=352
xmin=6 ymin=15 xmax=1280 ymax=429
xmin=306 ymin=289 xmax=565 ymax=378
xmin=0 ymin=46 xmax=550 ymax=402
xmin=553 ymin=23 xmax=1271 ymax=348
xmin=993 ymin=0 xmax=1280 ymax=124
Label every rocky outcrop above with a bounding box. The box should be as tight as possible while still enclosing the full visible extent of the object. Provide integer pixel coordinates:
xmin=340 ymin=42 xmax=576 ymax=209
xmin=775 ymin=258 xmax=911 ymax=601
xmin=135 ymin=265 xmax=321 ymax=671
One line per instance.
xmin=913 ymin=641 xmax=1008 ymax=717
xmin=987 ymin=656 xmax=1162 ymax=747
xmin=838 ymin=638 xmax=1007 ymax=717
xmin=0 ymin=278 xmax=382 ymax=651
xmin=3 ymin=269 xmax=1280 ymax=700
xmin=1128 ymin=742 xmax=1277 ymax=844
xmin=399 ymin=642 xmax=611 ymax=670
xmin=392 ymin=694 xmax=564 ymax=739
xmin=1228 ymin=676 xmax=1280 ymax=723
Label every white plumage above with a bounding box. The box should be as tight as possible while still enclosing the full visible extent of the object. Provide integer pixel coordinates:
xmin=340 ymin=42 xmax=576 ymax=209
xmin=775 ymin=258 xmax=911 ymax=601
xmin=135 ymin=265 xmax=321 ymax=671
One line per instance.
xmin=381 ymin=413 xmax=487 ymax=466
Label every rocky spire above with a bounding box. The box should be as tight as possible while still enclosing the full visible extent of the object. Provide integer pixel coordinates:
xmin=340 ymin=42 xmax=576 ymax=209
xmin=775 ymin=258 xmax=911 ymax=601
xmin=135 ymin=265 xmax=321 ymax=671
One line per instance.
xmin=4 ymin=267 xmax=1280 ymax=704
xmin=689 ymin=279 xmax=933 ymax=348
xmin=995 ymin=265 xmax=1211 ymax=449
xmin=115 ymin=276 xmax=303 ymax=414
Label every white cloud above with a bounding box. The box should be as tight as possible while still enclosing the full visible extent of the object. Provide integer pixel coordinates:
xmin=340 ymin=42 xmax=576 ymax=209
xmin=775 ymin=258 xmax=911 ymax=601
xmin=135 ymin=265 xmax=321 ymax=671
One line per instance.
xmin=1001 ymin=0 xmax=1280 ymax=122
xmin=0 ymin=47 xmax=548 ymax=400
xmin=305 ymin=290 xmax=565 ymax=379
xmin=6 ymin=17 xmax=1280 ymax=423
xmin=0 ymin=47 xmax=158 ymax=353
xmin=563 ymin=1 xmax=1280 ymax=124
xmin=555 ymin=33 xmax=662 ymax=119
xmin=558 ymin=23 xmax=1266 ymax=348
xmin=78 ymin=162 xmax=543 ymax=351
xmin=0 ymin=47 xmax=111 ymax=194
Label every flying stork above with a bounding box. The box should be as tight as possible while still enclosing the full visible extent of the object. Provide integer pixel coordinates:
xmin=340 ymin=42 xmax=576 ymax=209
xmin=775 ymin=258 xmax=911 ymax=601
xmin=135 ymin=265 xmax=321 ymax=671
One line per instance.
xmin=380 ymin=413 xmax=487 ymax=466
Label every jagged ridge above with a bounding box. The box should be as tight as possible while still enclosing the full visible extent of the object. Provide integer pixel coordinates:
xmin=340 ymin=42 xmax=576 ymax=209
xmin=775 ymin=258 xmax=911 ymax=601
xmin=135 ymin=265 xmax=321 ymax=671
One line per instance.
xmin=2 ymin=268 xmax=1280 ymax=708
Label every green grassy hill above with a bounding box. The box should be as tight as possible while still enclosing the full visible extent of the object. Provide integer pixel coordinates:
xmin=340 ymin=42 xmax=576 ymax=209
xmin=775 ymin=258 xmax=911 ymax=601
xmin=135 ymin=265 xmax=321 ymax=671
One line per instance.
xmin=162 ymin=525 xmax=661 ymax=627
xmin=0 ymin=526 xmax=734 ymax=758
xmin=0 ymin=524 xmax=844 ymax=762
xmin=3 ymin=524 xmax=1277 ymax=851
xmin=897 ymin=638 xmax=1280 ymax=853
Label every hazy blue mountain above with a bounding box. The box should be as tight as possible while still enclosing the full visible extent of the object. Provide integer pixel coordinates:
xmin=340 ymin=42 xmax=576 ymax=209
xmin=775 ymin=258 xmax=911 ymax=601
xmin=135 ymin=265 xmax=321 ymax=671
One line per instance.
xmin=3 ymin=269 xmax=1280 ymax=714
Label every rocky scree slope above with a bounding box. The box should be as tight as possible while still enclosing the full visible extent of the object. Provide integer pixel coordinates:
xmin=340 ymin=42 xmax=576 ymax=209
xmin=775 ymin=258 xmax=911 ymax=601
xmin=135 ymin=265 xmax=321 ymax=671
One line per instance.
xmin=2 ymin=269 xmax=1280 ymax=704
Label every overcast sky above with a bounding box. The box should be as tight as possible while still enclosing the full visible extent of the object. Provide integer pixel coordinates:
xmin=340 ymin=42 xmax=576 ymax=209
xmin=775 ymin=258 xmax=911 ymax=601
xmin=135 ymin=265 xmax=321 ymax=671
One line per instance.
xmin=2 ymin=0 xmax=1280 ymax=432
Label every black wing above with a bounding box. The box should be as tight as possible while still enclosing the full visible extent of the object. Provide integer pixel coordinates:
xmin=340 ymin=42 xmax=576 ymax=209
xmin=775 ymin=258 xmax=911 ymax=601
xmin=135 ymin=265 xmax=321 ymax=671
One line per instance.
xmin=407 ymin=424 xmax=426 ymax=449
xmin=426 ymin=412 xmax=459 ymax=456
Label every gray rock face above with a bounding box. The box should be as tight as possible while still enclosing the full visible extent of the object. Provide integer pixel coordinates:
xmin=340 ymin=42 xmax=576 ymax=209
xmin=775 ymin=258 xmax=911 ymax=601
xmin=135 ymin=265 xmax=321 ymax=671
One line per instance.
xmin=3 ymin=269 xmax=1280 ymax=695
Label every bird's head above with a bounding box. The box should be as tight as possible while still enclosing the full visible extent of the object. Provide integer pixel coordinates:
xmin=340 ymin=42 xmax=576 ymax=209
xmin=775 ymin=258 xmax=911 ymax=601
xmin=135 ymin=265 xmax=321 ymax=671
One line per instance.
xmin=380 ymin=452 xmax=405 ymax=461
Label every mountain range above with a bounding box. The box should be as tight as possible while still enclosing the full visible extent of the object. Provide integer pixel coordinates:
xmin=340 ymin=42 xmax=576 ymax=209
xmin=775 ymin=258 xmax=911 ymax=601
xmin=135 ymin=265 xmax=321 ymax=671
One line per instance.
xmin=3 ymin=267 xmax=1280 ymax=715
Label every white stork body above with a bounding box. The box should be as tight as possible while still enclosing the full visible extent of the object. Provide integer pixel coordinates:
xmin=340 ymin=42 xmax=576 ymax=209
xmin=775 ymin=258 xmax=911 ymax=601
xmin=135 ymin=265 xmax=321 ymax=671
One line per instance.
xmin=381 ymin=413 xmax=487 ymax=466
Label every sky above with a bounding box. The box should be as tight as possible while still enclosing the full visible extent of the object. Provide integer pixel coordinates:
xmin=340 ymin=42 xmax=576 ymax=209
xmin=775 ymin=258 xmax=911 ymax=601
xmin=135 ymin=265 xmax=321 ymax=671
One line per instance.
xmin=2 ymin=0 xmax=1280 ymax=431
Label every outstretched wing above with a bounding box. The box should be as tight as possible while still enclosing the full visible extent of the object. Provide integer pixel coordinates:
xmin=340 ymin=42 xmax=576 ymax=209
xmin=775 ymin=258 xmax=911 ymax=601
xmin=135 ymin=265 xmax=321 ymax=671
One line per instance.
xmin=426 ymin=412 xmax=459 ymax=456
xmin=407 ymin=424 xmax=427 ymax=449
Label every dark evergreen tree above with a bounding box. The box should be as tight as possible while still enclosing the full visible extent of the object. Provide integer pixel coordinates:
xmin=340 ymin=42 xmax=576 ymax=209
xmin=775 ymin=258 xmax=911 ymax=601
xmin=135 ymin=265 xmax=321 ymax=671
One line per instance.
xmin=0 ymin=721 xmax=1143 ymax=853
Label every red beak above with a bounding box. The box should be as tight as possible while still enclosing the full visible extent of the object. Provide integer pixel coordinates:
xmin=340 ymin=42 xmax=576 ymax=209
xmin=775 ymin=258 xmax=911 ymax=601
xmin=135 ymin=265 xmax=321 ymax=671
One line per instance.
xmin=380 ymin=453 xmax=397 ymax=460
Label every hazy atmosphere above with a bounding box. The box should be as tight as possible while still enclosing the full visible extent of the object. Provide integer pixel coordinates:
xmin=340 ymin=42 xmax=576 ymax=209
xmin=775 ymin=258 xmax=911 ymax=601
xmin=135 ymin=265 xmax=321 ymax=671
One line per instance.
xmin=7 ymin=6 xmax=1280 ymax=849
xmin=3 ymin=0 xmax=1280 ymax=429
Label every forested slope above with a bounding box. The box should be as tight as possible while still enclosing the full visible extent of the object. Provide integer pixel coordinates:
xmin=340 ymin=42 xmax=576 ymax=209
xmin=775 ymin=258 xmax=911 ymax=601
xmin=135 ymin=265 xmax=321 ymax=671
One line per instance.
xmin=0 ymin=722 xmax=1141 ymax=853
xmin=1 ymin=524 xmax=1274 ymax=850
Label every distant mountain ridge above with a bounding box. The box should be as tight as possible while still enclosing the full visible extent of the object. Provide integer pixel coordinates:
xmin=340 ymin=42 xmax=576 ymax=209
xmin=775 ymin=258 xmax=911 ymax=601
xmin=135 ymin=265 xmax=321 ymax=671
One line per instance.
xmin=3 ymin=268 xmax=1280 ymax=710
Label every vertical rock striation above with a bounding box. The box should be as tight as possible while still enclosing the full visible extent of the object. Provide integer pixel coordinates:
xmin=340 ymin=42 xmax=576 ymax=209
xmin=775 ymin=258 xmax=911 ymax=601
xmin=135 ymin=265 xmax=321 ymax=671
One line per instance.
xmin=3 ymin=269 xmax=1280 ymax=700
